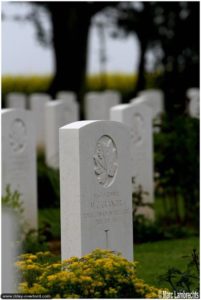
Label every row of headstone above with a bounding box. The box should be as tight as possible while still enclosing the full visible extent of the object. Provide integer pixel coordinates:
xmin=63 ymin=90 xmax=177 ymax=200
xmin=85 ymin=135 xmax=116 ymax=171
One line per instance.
xmin=5 ymin=89 xmax=121 ymax=123
xmin=59 ymin=91 xmax=162 ymax=260
xmin=1 ymin=88 xmax=165 ymax=266
xmin=5 ymin=92 xmax=80 ymax=167
xmin=6 ymin=87 xmax=199 ymax=123
xmin=2 ymin=109 xmax=134 ymax=266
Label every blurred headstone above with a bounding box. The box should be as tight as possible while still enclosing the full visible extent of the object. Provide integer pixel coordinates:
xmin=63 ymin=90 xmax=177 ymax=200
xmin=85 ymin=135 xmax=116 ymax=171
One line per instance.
xmin=2 ymin=207 xmax=21 ymax=294
xmin=110 ymin=101 xmax=154 ymax=219
xmin=29 ymin=93 xmax=51 ymax=150
xmin=131 ymin=89 xmax=164 ymax=132
xmin=5 ymin=93 xmax=26 ymax=109
xmin=45 ymin=99 xmax=77 ymax=169
xmin=186 ymin=88 xmax=199 ymax=119
xmin=59 ymin=120 xmax=133 ymax=261
xmin=56 ymin=91 xmax=79 ymax=121
xmin=85 ymin=90 xmax=121 ymax=120
xmin=2 ymin=109 xmax=38 ymax=229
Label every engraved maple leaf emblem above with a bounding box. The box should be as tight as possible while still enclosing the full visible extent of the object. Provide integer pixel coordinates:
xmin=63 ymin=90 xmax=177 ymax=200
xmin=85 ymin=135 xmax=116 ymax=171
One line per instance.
xmin=93 ymin=136 xmax=118 ymax=187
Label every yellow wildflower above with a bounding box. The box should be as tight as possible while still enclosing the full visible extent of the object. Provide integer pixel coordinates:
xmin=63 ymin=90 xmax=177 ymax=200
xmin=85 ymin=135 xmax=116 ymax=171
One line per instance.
xmin=26 ymin=264 xmax=41 ymax=271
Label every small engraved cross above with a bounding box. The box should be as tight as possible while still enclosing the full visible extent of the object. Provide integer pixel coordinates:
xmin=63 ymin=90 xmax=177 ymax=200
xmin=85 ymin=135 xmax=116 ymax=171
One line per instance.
xmin=104 ymin=229 xmax=110 ymax=249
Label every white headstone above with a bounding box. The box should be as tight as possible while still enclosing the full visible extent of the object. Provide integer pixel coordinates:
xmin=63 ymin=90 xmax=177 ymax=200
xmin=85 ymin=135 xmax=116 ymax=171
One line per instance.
xmin=2 ymin=208 xmax=21 ymax=293
xmin=110 ymin=101 xmax=154 ymax=217
xmin=2 ymin=109 xmax=38 ymax=229
xmin=56 ymin=91 xmax=79 ymax=121
xmin=85 ymin=90 xmax=121 ymax=120
xmin=29 ymin=93 xmax=51 ymax=150
xmin=45 ymin=99 xmax=76 ymax=169
xmin=186 ymin=88 xmax=199 ymax=119
xmin=5 ymin=93 xmax=26 ymax=109
xmin=132 ymin=90 xmax=164 ymax=129
xmin=59 ymin=120 xmax=133 ymax=261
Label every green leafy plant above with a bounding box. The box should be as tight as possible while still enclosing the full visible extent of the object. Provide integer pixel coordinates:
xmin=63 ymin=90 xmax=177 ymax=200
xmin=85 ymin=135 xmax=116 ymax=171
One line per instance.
xmin=132 ymin=181 xmax=161 ymax=243
xmin=2 ymin=185 xmax=24 ymax=215
xmin=2 ymin=185 xmax=50 ymax=253
xmin=16 ymin=249 xmax=164 ymax=298
xmin=22 ymin=229 xmax=49 ymax=254
xmin=132 ymin=181 xmax=198 ymax=243
xmin=159 ymin=249 xmax=199 ymax=293
xmin=154 ymin=114 xmax=199 ymax=226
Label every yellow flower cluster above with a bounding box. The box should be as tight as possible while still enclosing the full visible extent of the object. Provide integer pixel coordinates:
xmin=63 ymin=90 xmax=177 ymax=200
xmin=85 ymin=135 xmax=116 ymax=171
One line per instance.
xmin=16 ymin=249 xmax=166 ymax=298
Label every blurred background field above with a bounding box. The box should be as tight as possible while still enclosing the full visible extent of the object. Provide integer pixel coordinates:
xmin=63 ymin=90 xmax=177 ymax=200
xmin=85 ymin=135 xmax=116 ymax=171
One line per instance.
xmin=2 ymin=72 xmax=161 ymax=105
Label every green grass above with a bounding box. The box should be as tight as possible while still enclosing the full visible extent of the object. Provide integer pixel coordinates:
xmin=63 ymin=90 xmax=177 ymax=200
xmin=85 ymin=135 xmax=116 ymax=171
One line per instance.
xmin=39 ymin=208 xmax=60 ymax=239
xmin=135 ymin=237 xmax=199 ymax=289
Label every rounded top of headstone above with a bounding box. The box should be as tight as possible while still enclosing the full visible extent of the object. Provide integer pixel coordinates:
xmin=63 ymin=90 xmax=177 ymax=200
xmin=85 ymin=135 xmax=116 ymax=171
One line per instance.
xmin=110 ymin=104 xmax=131 ymax=112
xmin=60 ymin=120 xmax=128 ymax=131
xmin=2 ymin=108 xmax=27 ymax=115
xmin=130 ymin=96 xmax=144 ymax=104
xmin=45 ymin=99 xmax=65 ymax=107
xmin=186 ymin=88 xmax=199 ymax=99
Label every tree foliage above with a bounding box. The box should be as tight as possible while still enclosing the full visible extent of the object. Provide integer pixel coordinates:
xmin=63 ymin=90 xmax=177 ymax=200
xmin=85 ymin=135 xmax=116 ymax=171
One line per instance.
xmin=112 ymin=2 xmax=199 ymax=113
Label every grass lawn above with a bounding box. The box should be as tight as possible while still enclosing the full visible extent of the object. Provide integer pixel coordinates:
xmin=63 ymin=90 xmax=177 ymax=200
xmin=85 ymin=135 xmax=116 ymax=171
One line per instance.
xmin=135 ymin=237 xmax=199 ymax=289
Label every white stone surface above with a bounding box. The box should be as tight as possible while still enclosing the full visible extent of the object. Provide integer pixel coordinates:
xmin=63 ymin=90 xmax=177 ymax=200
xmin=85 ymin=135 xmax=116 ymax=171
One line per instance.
xmin=2 ymin=109 xmax=38 ymax=229
xmin=85 ymin=90 xmax=121 ymax=120
xmin=133 ymin=89 xmax=164 ymax=121
xmin=29 ymin=93 xmax=51 ymax=149
xmin=2 ymin=208 xmax=21 ymax=293
xmin=186 ymin=88 xmax=199 ymax=119
xmin=59 ymin=120 xmax=133 ymax=261
xmin=110 ymin=101 xmax=154 ymax=212
xmin=56 ymin=91 xmax=79 ymax=121
xmin=45 ymin=99 xmax=75 ymax=169
xmin=5 ymin=93 xmax=26 ymax=109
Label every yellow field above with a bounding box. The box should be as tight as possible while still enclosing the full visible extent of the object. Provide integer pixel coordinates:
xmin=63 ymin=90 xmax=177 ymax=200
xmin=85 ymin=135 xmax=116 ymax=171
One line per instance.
xmin=2 ymin=72 xmax=161 ymax=97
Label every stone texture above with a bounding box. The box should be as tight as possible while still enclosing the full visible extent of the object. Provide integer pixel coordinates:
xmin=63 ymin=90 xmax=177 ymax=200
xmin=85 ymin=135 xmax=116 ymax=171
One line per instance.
xmin=59 ymin=120 xmax=133 ymax=261
xmin=110 ymin=101 xmax=154 ymax=218
xmin=29 ymin=93 xmax=51 ymax=150
xmin=45 ymin=99 xmax=75 ymax=169
xmin=186 ymin=88 xmax=199 ymax=119
xmin=2 ymin=208 xmax=21 ymax=293
xmin=2 ymin=109 xmax=37 ymax=229
xmin=56 ymin=91 xmax=79 ymax=121
xmin=85 ymin=90 xmax=121 ymax=120
xmin=137 ymin=89 xmax=164 ymax=120
xmin=5 ymin=93 xmax=26 ymax=109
